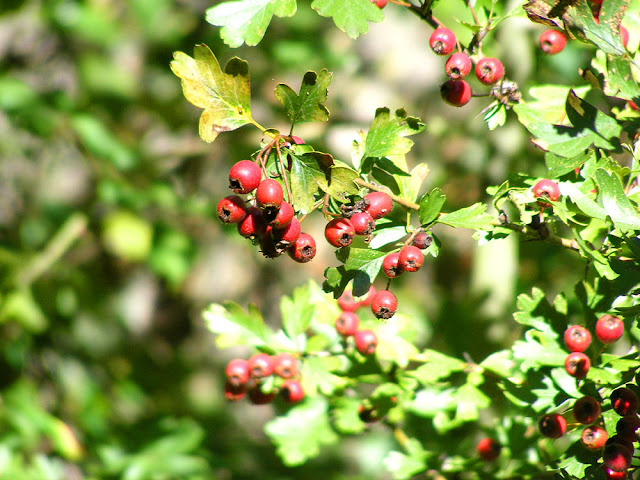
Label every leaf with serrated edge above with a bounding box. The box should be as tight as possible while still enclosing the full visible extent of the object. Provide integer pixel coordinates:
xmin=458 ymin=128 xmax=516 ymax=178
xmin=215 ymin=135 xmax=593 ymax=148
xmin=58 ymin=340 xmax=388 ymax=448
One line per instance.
xmin=361 ymin=108 xmax=425 ymax=165
xmin=202 ymin=302 xmax=272 ymax=348
xmin=594 ymin=168 xmax=640 ymax=232
xmin=275 ymin=69 xmax=332 ymax=125
xmin=311 ymin=0 xmax=384 ymax=39
xmin=437 ymin=203 xmax=493 ymax=229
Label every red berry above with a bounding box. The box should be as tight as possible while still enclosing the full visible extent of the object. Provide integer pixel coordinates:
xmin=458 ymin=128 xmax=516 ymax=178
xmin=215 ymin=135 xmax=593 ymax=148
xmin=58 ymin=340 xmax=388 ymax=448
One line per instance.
xmin=476 ymin=437 xmax=501 ymax=461
xmin=325 ymin=217 xmax=355 ymax=248
xmin=573 ymin=396 xmax=601 ymax=424
xmin=398 ymin=245 xmax=423 ymax=273
xmin=364 ymin=192 xmax=393 ymax=219
xmin=217 ymin=195 xmax=247 ymax=224
xmin=225 ymin=358 xmax=250 ymax=387
xmin=280 ymin=379 xmax=305 ymax=403
xmin=595 ymin=314 xmax=624 ymax=344
xmin=288 ymin=232 xmax=316 ymax=263
xmin=620 ymin=25 xmax=629 ymax=49
xmin=602 ymin=465 xmax=628 ymax=480
xmin=370 ymin=0 xmax=387 ymax=7
xmin=538 ymin=413 xmax=567 ymax=438
xmin=581 ymin=425 xmax=608 ymax=450
xmin=224 ymin=381 xmax=246 ymax=401
xmin=603 ymin=442 xmax=633 ymax=472
xmin=247 ymin=353 xmax=274 ymax=379
xmin=475 ymin=57 xmax=504 ymax=85
xmin=271 ymin=218 xmax=301 ymax=251
xmin=350 ymin=211 xmax=375 ymax=236
xmin=237 ymin=207 xmax=266 ymax=239
xmin=356 ymin=285 xmax=377 ymax=308
xmin=440 ymin=79 xmax=472 ymax=107
xmin=267 ymin=201 xmax=294 ymax=229
xmin=335 ymin=311 xmax=360 ymax=337
xmin=429 ymin=27 xmax=456 ymax=56
xmin=256 ymin=179 xmax=284 ymax=210
xmin=616 ymin=415 xmax=640 ymax=441
xmin=382 ymin=252 xmax=403 ymax=278
xmin=611 ymin=388 xmax=639 ymax=416
xmin=258 ymin=228 xmax=283 ymax=259
xmin=273 ymin=353 xmax=298 ymax=379
xmin=564 ymin=325 xmax=592 ymax=352
xmin=338 ymin=289 xmax=360 ymax=312
xmin=371 ymin=289 xmax=398 ymax=319
xmin=532 ymin=179 xmax=561 ymax=206
xmin=445 ymin=52 xmax=472 ymax=79
xmin=412 ymin=232 xmax=433 ymax=249
xmin=539 ymin=29 xmax=567 ymax=55
xmin=248 ymin=386 xmax=276 ymax=405
xmin=228 ymin=160 xmax=262 ymax=194
xmin=565 ymin=352 xmax=591 ymax=379
xmin=354 ymin=329 xmax=378 ymax=355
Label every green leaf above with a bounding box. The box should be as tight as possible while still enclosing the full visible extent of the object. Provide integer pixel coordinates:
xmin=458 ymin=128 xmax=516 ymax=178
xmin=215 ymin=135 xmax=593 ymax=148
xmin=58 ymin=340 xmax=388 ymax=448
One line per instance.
xmin=331 ymin=397 xmax=366 ymax=434
xmin=514 ymin=84 xmax=591 ymax=126
xmin=369 ymin=225 xmax=407 ymax=249
xmin=289 ymin=151 xmax=326 ymax=213
xmin=375 ymin=314 xmax=420 ymax=368
xmin=484 ymin=102 xmax=507 ymax=130
xmin=397 ymin=163 xmax=430 ymax=203
xmin=418 ymin=188 xmax=446 ymax=226
xmin=452 ymin=383 xmax=491 ymax=422
xmin=264 ymin=397 xmax=339 ymax=466
xmin=513 ymin=287 xmax=564 ymax=338
xmin=205 ymin=0 xmax=297 ymax=48
xmin=202 ymin=302 xmax=272 ymax=348
xmin=170 ymin=44 xmax=252 ymax=143
xmin=437 ymin=203 xmax=494 ymax=230
xmin=565 ymin=90 xmax=622 ymax=151
xmin=336 ymin=247 xmax=387 ymax=285
xmin=407 ymin=349 xmax=466 ymax=385
xmin=280 ymin=284 xmax=315 ymax=344
xmin=319 ymin=162 xmax=360 ymax=202
xmin=560 ymin=182 xmax=607 ymax=221
xmin=545 ymin=151 xmax=593 ymax=178
xmin=275 ymin=69 xmax=332 ymax=126
xmin=301 ymin=356 xmax=348 ymax=395
xmin=311 ymin=0 xmax=384 ymax=39
xmin=361 ymin=108 xmax=425 ymax=164
xmin=594 ymin=168 xmax=640 ymax=232
xmin=512 ymin=330 xmax=566 ymax=371
xmin=589 ymin=50 xmax=640 ymax=101
xmin=383 ymin=439 xmax=428 ymax=480
xmin=480 ymin=350 xmax=517 ymax=378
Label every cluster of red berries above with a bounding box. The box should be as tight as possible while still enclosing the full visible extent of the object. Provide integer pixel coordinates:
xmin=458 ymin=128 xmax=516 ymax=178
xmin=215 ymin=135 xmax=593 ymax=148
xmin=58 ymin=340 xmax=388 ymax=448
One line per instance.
xmin=428 ymin=26 xmax=505 ymax=107
xmin=217 ymin=160 xmax=317 ymax=263
xmin=335 ymin=287 xmax=380 ymax=355
xmin=224 ymin=352 xmax=305 ymax=405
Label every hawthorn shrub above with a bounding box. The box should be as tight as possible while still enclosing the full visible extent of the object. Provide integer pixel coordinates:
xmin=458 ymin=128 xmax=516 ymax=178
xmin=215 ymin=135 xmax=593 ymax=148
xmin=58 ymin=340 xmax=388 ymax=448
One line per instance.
xmin=173 ymin=0 xmax=640 ymax=478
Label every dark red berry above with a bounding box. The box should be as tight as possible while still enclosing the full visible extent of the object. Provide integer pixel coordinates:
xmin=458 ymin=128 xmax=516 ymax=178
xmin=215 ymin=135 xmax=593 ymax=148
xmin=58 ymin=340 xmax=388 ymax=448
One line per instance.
xmin=325 ymin=217 xmax=355 ymax=248
xmin=248 ymin=353 xmax=274 ymax=379
xmin=225 ymin=358 xmax=250 ymax=387
xmin=371 ymin=290 xmax=398 ymax=319
xmin=532 ymin=179 xmax=561 ymax=206
xmin=382 ymin=252 xmax=403 ymax=278
xmin=267 ymin=201 xmax=294 ymax=229
xmin=581 ymin=425 xmax=608 ymax=450
xmin=611 ymin=388 xmax=639 ymax=416
xmin=271 ymin=218 xmax=301 ymax=251
xmin=616 ymin=415 xmax=640 ymax=441
xmin=602 ymin=464 xmax=628 ymax=480
xmin=280 ymin=379 xmax=305 ymax=403
xmin=288 ymin=232 xmax=316 ymax=263
xmin=364 ymin=192 xmax=393 ymax=219
xmin=573 ymin=396 xmax=601 ymax=424
xmin=398 ymin=245 xmax=423 ymax=273
xmin=440 ymin=79 xmax=472 ymax=107
xmin=603 ymin=442 xmax=633 ymax=472
xmin=224 ymin=381 xmax=246 ymax=401
xmin=564 ymin=325 xmax=592 ymax=353
xmin=237 ymin=207 xmax=267 ymax=239
xmin=335 ymin=311 xmax=360 ymax=337
xmin=595 ymin=314 xmax=624 ymax=344
xmin=429 ymin=27 xmax=456 ymax=55
xmin=256 ymin=179 xmax=284 ymax=210
xmin=539 ymin=29 xmax=567 ymax=55
xmin=412 ymin=232 xmax=433 ymax=249
xmin=354 ymin=329 xmax=378 ymax=355
xmin=273 ymin=353 xmax=298 ymax=379
xmin=565 ymin=352 xmax=590 ymax=379
xmin=539 ymin=413 xmax=567 ymax=438
xmin=259 ymin=228 xmax=283 ymax=259
xmin=475 ymin=57 xmax=504 ymax=85
xmin=350 ymin=211 xmax=375 ymax=236
xmin=217 ymin=195 xmax=247 ymax=224
xmin=338 ymin=289 xmax=360 ymax=312
xmin=248 ymin=386 xmax=276 ymax=405
xmin=229 ymin=160 xmax=261 ymax=194
xmin=445 ymin=52 xmax=472 ymax=79
xmin=476 ymin=437 xmax=501 ymax=461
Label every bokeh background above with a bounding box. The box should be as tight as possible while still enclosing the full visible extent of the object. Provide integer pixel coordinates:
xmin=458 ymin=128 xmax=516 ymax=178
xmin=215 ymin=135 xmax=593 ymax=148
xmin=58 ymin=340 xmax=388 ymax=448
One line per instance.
xmin=1 ymin=0 xmax=637 ymax=478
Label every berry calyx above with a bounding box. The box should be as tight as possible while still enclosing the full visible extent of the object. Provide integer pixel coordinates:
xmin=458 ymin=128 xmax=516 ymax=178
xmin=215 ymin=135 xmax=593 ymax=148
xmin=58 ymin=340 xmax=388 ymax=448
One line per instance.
xmin=475 ymin=57 xmax=504 ymax=85
xmin=325 ymin=217 xmax=355 ymax=248
xmin=476 ymin=437 xmax=501 ymax=461
xmin=354 ymin=329 xmax=378 ymax=355
xmin=280 ymin=379 xmax=305 ymax=403
xmin=539 ymin=413 xmax=567 ymax=438
xmin=350 ymin=211 xmax=376 ymax=236
xmin=248 ymin=386 xmax=276 ymax=405
xmin=429 ymin=27 xmax=456 ymax=56
xmin=371 ymin=289 xmax=398 ymax=319
xmin=224 ymin=381 xmax=246 ymax=401
xmin=564 ymin=325 xmax=592 ymax=353
xmin=382 ymin=252 xmax=403 ymax=278
xmin=237 ymin=207 xmax=267 ymax=239
xmin=595 ymin=314 xmax=624 ymax=344
xmin=412 ymin=231 xmax=433 ymax=249
xmin=532 ymin=179 xmax=561 ymax=206
xmin=440 ymin=79 xmax=472 ymax=107
xmin=573 ymin=396 xmax=601 ymax=424
xmin=256 ymin=179 xmax=284 ymax=210
xmin=335 ymin=311 xmax=360 ymax=337
xmin=581 ymin=425 xmax=608 ymax=450
xmin=225 ymin=358 xmax=250 ymax=387
xmin=288 ymin=233 xmax=316 ymax=263
xmin=398 ymin=245 xmax=423 ymax=273
xmin=217 ymin=195 xmax=247 ymax=224
xmin=603 ymin=442 xmax=633 ymax=472
xmin=364 ymin=192 xmax=393 ymax=219
xmin=565 ymin=352 xmax=591 ymax=379
xmin=228 ymin=160 xmax=262 ymax=194
xmin=611 ymin=388 xmax=639 ymax=416
xmin=445 ymin=52 xmax=472 ymax=79
xmin=539 ymin=29 xmax=567 ymax=55
xmin=247 ymin=353 xmax=274 ymax=379
xmin=273 ymin=353 xmax=298 ymax=379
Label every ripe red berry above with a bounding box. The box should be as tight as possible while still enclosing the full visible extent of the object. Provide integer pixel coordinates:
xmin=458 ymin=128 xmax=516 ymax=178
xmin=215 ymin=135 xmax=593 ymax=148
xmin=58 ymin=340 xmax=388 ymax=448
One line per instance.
xmin=616 ymin=415 xmax=640 ymax=441
xmin=267 ymin=201 xmax=294 ymax=229
xmin=476 ymin=437 xmax=501 ymax=461
xmin=338 ymin=289 xmax=360 ymax=312
xmin=440 ymin=79 xmax=472 ymax=107
xmin=573 ymin=396 xmax=601 ymax=424
xmin=370 ymin=0 xmax=387 ymax=7
xmin=354 ymin=329 xmax=378 ymax=355
xmin=217 ymin=195 xmax=247 ymax=224
xmin=237 ymin=207 xmax=266 ymax=239
xmin=611 ymin=388 xmax=639 ymax=416
xmin=603 ymin=442 xmax=633 ymax=472
xmin=532 ymin=179 xmax=561 ymax=206
xmin=539 ymin=29 xmax=567 ymax=55
xmin=538 ymin=413 xmax=567 ymax=438
xmin=398 ymin=245 xmax=423 ymax=273
xmin=256 ymin=179 xmax=284 ymax=210
xmin=620 ymin=25 xmax=629 ymax=49
xmin=350 ymin=211 xmax=375 ymax=235
xmin=412 ymin=232 xmax=433 ymax=249
xmin=224 ymin=381 xmax=246 ymax=401
xmin=445 ymin=52 xmax=472 ymax=79
xmin=630 ymin=99 xmax=640 ymax=112
xmin=228 ymin=160 xmax=262 ymax=194
xmin=225 ymin=358 xmax=250 ymax=387
xmin=371 ymin=289 xmax=398 ymax=319
xmin=382 ymin=252 xmax=403 ymax=278
xmin=248 ymin=386 xmax=276 ymax=405
xmin=273 ymin=353 xmax=298 ymax=379
xmin=271 ymin=218 xmax=301 ymax=251
xmin=565 ymin=352 xmax=591 ymax=379
xmin=564 ymin=325 xmax=592 ymax=352
xmin=288 ymin=232 xmax=316 ymax=263
xmin=475 ymin=57 xmax=504 ymax=85
xmin=325 ymin=217 xmax=355 ymax=248
xmin=429 ymin=27 xmax=456 ymax=56
xmin=247 ymin=353 xmax=274 ymax=379
xmin=364 ymin=192 xmax=393 ymax=219
xmin=280 ymin=379 xmax=305 ymax=403
xmin=335 ymin=311 xmax=360 ymax=337
xmin=595 ymin=314 xmax=624 ymax=344
xmin=581 ymin=425 xmax=608 ymax=450
xmin=602 ymin=465 xmax=628 ymax=480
